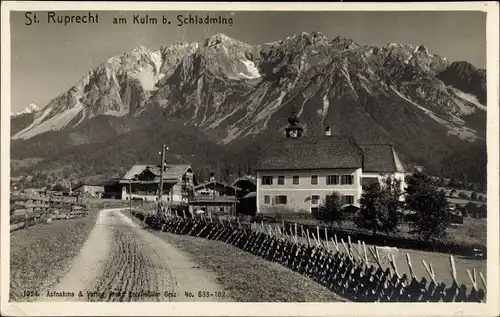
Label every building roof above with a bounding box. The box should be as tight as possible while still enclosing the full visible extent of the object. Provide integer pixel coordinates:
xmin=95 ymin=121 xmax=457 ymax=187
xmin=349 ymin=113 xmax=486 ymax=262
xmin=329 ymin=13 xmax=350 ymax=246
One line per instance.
xmin=232 ymin=177 xmax=257 ymax=187
xmin=242 ymin=192 xmax=257 ymax=199
xmin=255 ymin=135 xmax=363 ymax=170
xmin=120 ymin=164 xmax=192 ymax=183
xmin=359 ymin=144 xmax=405 ymax=173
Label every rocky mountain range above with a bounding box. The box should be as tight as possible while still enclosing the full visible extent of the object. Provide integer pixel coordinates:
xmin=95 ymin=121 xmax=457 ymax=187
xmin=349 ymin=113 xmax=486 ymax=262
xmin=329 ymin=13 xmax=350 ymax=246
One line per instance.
xmin=11 ymin=32 xmax=487 ymax=184
xmin=11 ymin=103 xmax=40 ymax=117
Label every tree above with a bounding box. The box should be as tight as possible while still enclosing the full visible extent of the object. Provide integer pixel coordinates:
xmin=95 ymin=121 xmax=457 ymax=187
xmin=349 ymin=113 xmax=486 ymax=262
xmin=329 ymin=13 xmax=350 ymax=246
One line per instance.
xmin=314 ymin=192 xmax=344 ymax=228
xmin=355 ymin=177 xmax=403 ymax=235
xmin=458 ymin=192 xmax=469 ymax=200
xmin=405 ymin=172 xmax=449 ymax=241
xmin=471 ymin=192 xmax=478 ymax=201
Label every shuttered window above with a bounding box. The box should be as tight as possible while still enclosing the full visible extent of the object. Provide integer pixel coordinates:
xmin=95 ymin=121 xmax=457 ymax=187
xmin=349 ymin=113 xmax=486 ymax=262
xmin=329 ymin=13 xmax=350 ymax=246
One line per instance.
xmin=278 ymin=176 xmax=285 ymax=185
xmin=327 ymin=175 xmax=340 ymax=185
xmin=276 ymin=195 xmax=287 ymax=205
xmin=261 ymin=176 xmax=273 ymax=185
xmin=264 ymin=195 xmax=271 ymax=204
xmin=311 ymin=175 xmax=318 ymax=185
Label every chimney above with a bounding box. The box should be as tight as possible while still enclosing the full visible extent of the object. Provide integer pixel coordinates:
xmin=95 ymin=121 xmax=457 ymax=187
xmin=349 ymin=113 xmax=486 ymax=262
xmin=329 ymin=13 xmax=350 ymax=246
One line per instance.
xmin=209 ymin=172 xmax=215 ymax=182
xmin=324 ymin=126 xmax=331 ymax=136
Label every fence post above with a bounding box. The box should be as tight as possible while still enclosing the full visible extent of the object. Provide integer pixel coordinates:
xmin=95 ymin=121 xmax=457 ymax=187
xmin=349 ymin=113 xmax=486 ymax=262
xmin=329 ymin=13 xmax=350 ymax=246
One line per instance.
xmin=448 ymin=255 xmax=458 ymax=285
xmin=324 ymin=228 xmax=329 ymax=250
xmin=479 ymin=272 xmax=487 ymax=290
xmin=467 ymin=268 xmax=478 ymax=292
xmin=422 ymin=259 xmax=437 ymax=285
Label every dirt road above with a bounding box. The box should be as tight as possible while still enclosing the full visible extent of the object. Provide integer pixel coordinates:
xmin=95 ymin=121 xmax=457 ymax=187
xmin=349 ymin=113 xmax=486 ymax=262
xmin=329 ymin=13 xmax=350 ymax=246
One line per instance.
xmin=37 ymin=209 xmax=230 ymax=302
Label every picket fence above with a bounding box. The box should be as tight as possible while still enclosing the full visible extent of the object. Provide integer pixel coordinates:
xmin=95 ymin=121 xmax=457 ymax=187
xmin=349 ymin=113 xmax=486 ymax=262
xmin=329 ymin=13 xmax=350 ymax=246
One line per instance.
xmin=134 ymin=210 xmax=487 ymax=303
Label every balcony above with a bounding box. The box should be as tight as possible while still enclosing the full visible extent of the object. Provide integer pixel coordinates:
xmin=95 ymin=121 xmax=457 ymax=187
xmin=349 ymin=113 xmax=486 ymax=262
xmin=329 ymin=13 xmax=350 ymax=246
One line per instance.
xmin=189 ymin=194 xmax=237 ymax=205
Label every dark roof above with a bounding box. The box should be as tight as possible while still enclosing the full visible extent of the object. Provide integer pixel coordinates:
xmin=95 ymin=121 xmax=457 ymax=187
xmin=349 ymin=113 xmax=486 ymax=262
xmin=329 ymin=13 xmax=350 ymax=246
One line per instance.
xmin=232 ymin=177 xmax=257 ymax=187
xmin=255 ymin=135 xmax=363 ymax=170
xmin=73 ymin=181 xmax=106 ymax=191
xmin=359 ymin=144 xmax=405 ymax=173
xmin=120 ymin=164 xmax=191 ymax=184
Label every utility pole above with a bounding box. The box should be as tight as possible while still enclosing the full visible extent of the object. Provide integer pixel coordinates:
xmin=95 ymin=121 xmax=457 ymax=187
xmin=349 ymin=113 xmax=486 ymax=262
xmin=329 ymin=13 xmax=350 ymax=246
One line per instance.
xmin=129 ymin=179 xmax=132 ymax=213
xmin=158 ymin=144 xmax=167 ymax=214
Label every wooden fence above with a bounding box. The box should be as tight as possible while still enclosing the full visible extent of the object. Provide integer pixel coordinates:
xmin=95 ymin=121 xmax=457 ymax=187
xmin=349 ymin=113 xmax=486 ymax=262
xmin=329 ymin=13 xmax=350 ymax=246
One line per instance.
xmin=133 ymin=209 xmax=487 ymax=303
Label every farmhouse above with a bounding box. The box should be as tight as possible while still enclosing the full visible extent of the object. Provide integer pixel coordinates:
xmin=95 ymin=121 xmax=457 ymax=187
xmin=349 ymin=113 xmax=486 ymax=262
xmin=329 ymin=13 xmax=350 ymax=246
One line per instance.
xmin=233 ymin=176 xmax=257 ymax=215
xmin=255 ymin=112 xmax=406 ymax=214
xmin=73 ymin=182 xmax=105 ymax=198
xmin=190 ymin=174 xmax=240 ymax=215
xmin=232 ymin=176 xmax=257 ymax=199
xmin=119 ymin=164 xmax=196 ymax=203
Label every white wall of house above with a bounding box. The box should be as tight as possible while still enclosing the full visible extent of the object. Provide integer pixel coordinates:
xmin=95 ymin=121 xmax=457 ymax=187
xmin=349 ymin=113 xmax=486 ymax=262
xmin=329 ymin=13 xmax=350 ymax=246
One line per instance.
xmin=121 ymin=186 xmax=176 ymax=202
xmin=256 ymin=168 xmax=363 ymax=213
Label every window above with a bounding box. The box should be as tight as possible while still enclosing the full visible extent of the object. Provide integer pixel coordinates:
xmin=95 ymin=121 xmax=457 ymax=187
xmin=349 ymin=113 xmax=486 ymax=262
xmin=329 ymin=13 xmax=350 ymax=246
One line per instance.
xmin=341 ymin=175 xmax=354 ymax=185
xmin=342 ymin=195 xmax=355 ymax=205
xmin=327 ymin=175 xmax=340 ymax=185
xmin=261 ymin=176 xmax=273 ymax=185
xmin=311 ymin=195 xmax=320 ymax=205
xmin=311 ymin=175 xmax=318 ymax=185
xmin=310 ymin=207 xmax=319 ymax=215
xmin=278 ymin=176 xmax=285 ymax=185
xmin=264 ymin=195 xmax=271 ymax=205
xmin=293 ymin=175 xmax=300 ymax=185
xmin=276 ymin=195 xmax=287 ymax=205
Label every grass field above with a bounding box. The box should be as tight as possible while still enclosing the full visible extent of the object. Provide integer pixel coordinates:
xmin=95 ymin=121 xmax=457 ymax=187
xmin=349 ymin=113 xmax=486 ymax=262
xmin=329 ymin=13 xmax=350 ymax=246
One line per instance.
xmin=123 ymin=210 xmax=346 ymax=302
xmin=286 ymin=217 xmax=487 ymax=248
xmin=10 ymin=210 xmax=98 ymax=301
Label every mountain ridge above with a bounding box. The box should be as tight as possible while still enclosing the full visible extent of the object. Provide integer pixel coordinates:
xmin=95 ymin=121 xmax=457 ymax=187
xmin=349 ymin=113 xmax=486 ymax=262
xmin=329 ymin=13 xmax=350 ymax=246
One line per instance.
xmin=10 ymin=32 xmax=487 ymax=185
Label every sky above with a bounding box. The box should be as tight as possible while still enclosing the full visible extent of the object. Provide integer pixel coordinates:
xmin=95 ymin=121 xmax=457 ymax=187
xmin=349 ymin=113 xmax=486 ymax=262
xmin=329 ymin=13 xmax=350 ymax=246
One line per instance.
xmin=10 ymin=10 xmax=486 ymax=112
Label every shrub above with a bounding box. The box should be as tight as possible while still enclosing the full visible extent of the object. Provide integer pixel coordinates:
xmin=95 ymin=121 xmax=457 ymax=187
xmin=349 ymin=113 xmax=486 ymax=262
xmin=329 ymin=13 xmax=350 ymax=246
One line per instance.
xmin=405 ymin=172 xmax=449 ymax=241
xmin=470 ymin=192 xmax=478 ymax=201
xmin=355 ymin=177 xmax=402 ymax=235
xmin=458 ymin=192 xmax=469 ymax=200
xmin=314 ymin=192 xmax=344 ymax=228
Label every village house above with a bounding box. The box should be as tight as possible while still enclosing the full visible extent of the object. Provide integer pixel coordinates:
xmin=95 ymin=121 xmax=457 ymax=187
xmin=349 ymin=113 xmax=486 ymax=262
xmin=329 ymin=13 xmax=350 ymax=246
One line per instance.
xmin=232 ymin=176 xmax=257 ymax=199
xmin=190 ymin=173 xmax=240 ymax=215
xmin=232 ymin=176 xmax=257 ymax=216
xmin=255 ymin=112 xmax=406 ymax=214
xmin=119 ymin=164 xmax=196 ymax=204
xmin=73 ymin=182 xmax=105 ymax=198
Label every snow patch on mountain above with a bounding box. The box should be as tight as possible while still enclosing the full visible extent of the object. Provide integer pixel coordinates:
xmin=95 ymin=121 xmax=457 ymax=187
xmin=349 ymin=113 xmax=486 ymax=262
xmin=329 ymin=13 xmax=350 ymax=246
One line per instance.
xmin=149 ymin=50 xmax=162 ymax=73
xmin=453 ymin=89 xmax=486 ymax=111
xmin=392 ymin=87 xmax=479 ymax=141
xmin=238 ymin=59 xmax=261 ymax=79
xmin=13 ymin=105 xmax=83 ymax=139
xmin=12 ymin=103 xmax=40 ymax=117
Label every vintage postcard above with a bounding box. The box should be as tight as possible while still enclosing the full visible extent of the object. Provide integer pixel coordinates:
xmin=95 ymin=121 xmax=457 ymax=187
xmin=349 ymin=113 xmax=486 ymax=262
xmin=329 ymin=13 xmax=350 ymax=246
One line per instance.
xmin=1 ymin=1 xmax=499 ymax=316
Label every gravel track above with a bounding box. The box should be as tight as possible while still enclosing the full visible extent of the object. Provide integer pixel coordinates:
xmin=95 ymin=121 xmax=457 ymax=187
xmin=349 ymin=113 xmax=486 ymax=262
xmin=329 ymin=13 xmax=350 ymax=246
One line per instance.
xmin=37 ymin=209 xmax=230 ymax=302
